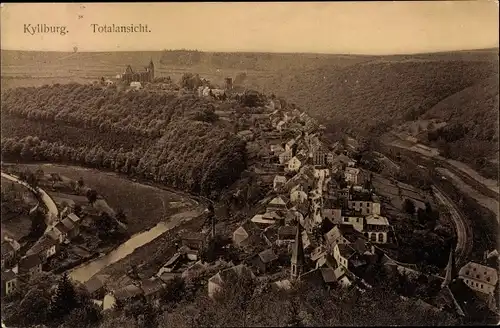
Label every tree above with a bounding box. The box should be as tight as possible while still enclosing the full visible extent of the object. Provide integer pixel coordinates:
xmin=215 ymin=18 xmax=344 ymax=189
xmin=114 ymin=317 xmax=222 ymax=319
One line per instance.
xmin=160 ymin=276 xmax=186 ymax=305
xmin=86 ymin=189 xmax=98 ymax=205
xmin=115 ymin=208 xmax=128 ymax=224
xmin=29 ymin=207 xmax=47 ymax=238
xmin=73 ymin=204 xmax=83 ymax=216
xmin=403 ymin=199 xmax=416 ymax=215
xmin=49 ymin=272 xmax=79 ymax=323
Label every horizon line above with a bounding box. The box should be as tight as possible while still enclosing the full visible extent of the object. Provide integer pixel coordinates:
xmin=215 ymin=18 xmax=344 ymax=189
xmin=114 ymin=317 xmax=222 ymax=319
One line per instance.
xmin=1 ymin=47 xmax=498 ymax=57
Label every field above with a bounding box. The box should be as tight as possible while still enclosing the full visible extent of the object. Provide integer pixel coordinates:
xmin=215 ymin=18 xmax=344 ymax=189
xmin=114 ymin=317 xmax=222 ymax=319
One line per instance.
xmin=17 ymin=164 xmax=201 ymax=235
xmin=1 ymin=176 xmax=38 ymax=240
xmin=371 ymin=173 xmax=429 ymax=211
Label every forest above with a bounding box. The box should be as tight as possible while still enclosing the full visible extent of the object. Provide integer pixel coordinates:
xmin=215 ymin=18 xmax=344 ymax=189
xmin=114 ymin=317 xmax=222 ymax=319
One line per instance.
xmin=0 ymin=83 xmax=248 ymax=199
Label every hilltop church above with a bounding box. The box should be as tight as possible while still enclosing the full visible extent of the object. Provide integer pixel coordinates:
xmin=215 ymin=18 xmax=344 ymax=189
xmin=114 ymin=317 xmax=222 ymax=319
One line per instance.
xmin=121 ymin=59 xmax=155 ymax=84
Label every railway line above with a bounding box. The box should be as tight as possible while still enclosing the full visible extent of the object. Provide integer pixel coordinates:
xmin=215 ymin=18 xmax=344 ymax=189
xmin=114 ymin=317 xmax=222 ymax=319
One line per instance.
xmin=431 ymin=185 xmax=473 ymax=265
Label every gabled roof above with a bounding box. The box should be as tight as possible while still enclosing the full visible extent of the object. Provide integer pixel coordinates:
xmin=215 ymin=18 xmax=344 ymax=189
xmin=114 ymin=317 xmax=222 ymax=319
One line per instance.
xmin=268 ymin=196 xmax=288 ymax=208
xmin=19 ymin=254 xmax=42 ymax=270
xmin=337 ymin=244 xmax=356 ymax=260
xmin=141 ymin=278 xmax=164 ymax=296
xmin=233 ymin=220 xmax=262 ymax=246
xmin=1 ymin=241 xmax=15 ymax=256
xmin=209 ymin=264 xmax=255 ymax=287
xmin=262 ymin=211 xmax=284 ymax=221
xmin=1 ymin=270 xmax=16 ymax=282
xmin=26 ymin=236 xmax=58 ymax=256
xmin=258 ymin=248 xmax=278 ymax=264
xmin=61 ymin=218 xmax=75 ymax=231
xmin=113 ymin=284 xmax=143 ymax=300
xmin=67 ymin=213 xmax=81 ymax=223
xmin=365 ymin=214 xmax=390 ymax=226
xmin=273 ymin=175 xmax=287 ymax=184
xmin=84 ymin=274 xmax=110 ymax=294
xmin=55 ymin=222 xmax=69 ymax=234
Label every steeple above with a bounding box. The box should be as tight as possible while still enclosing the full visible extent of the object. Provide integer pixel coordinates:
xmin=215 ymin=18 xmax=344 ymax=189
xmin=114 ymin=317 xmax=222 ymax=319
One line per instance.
xmin=291 ymin=221 xmax=305 ymax=280
xmin=441 ymin=245 xmax=457 ymax=288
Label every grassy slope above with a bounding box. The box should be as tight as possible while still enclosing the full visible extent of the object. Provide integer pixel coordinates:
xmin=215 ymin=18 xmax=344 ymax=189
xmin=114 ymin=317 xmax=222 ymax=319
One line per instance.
xmin=19 ymin=164 xmax=199 ymax=235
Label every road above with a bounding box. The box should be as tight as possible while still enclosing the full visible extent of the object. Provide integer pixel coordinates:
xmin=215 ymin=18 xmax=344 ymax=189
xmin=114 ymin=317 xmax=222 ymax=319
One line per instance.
xmin=1 ymin=172 xmax=59 ymax=231
xmin=431 ymin=186 xmax=472 ymax=265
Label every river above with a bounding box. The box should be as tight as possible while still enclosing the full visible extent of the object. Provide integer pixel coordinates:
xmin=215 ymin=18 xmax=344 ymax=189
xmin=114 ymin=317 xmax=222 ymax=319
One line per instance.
xmin=69 ymin=208 xmax=201 ymax=283
xmin=3 ymin=163 xmax=205 ymax=285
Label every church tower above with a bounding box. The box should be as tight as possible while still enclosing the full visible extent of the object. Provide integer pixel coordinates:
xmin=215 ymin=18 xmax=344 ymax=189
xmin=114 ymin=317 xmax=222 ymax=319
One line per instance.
xmin=148 ymin=59 xmax=155 ymax=81
xmin=441 ymin=245 xmax=457 ymax=288
xmin=291 ymin=221 xmax=305 ymax=280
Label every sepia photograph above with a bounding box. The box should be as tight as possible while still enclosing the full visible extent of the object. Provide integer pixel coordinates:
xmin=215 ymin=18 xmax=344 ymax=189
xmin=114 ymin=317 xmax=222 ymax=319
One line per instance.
xmin=0 ymin=2 xmax=498 ymax=327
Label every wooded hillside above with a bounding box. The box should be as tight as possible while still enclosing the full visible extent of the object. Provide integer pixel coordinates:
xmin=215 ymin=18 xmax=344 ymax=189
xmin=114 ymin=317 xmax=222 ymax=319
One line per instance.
xmin=1 ymin=84 xmax=247 ymax=199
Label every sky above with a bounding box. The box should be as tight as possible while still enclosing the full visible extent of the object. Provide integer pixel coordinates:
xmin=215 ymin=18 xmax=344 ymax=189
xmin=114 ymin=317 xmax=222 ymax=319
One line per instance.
xmin=0 ymin=2 xmax=498 ymax=55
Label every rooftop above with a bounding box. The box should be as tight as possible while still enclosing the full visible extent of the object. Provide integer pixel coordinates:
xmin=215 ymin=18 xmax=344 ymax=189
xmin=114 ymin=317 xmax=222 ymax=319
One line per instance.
xmin=141 ymin=278 xmax=164 ymax=296
xmin=459 ymin=262 xmax=498 ymax=286
xmin=1 ymin=270 xmax=16 ymax=282
xmin=19 ymin=254 xmax=42 ymax=269
xmin=113 ymin=284 xmax=143 ymax=300
xmin=337 ymin=244 xmax=356 ymax=259
xmin=84 ymin=274 xmax=110 ymax=294
xmin=365 ymin=214 xmax=390 ymax=226
xmin=258 ymin=248 xmax=278 ymax=264
xmin=26 ymin=236 xmax=58 ymax=256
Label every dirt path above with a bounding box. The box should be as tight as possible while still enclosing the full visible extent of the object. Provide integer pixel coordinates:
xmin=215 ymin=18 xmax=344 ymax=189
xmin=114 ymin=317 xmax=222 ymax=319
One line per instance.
xmin=1 ymin=171 xmax=59 ymax=229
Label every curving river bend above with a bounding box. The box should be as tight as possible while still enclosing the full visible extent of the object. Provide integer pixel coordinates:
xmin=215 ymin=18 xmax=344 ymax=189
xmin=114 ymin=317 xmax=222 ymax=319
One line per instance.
xmin=69 ymin=208 xmax=202 ymax=283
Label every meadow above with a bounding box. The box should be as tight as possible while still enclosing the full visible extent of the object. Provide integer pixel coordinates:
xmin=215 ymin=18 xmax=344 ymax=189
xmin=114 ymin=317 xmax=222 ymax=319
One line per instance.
xmin=18 ymin=164 xmax=201 ymax=235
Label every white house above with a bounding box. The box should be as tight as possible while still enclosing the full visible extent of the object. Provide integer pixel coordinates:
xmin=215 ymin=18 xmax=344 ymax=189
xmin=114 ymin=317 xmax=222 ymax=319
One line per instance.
xmin=324 ymin=226 xmax=351 ymax=247
xmin=333 ymin=243 xmax=356 ymax=270
xmin=458 ymin=262 xmax=498 ymax=296
xmin=340 ymin=215 xmax=365 ymax=233
xmin=345 ymin=167 xmax=360 ymax=185
xmin=130 ymin=81 xmax=142 ymax=90
xmin=348 ymin=200 xmax=381 ymax=216
xmin=364 ymin=214 xmax=391 ymax=243
xmin=1 ymin=270 xmax=18 ymax=297
xmin=290 ymin=189 xmax=308 ymax=205
xmin=334 ymin=266 xmax=353 ymax=288
xmin=273 ymin=175 xmax=287 ymax=192
xmin=288 ymin=155 xmax=305 ymax=173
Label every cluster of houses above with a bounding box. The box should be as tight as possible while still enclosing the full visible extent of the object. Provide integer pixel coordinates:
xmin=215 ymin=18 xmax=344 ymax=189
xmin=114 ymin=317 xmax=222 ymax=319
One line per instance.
xmin=222 ymin=108 xmax=393 ymax=294
xmin=1 ymin=208 xmax=82 ymax=298
xmin=205 ymin=105 xmax=500 ymax=318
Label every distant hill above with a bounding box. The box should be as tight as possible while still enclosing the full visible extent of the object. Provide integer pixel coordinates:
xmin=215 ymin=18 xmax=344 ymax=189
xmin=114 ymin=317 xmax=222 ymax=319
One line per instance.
xmin=2 ymin=48 xmax=498 ymax=176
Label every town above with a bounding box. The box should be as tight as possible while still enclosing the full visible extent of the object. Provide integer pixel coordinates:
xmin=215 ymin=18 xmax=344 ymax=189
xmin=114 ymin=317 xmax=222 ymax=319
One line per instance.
xmin=1 ymin=59 xmax=499 ymax=327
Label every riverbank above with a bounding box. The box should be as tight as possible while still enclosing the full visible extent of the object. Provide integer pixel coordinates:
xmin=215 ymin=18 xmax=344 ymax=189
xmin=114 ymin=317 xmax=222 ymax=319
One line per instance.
xmin=69 ymin=207 xmax=204 ymax=284
xmin=8 ymin=163 xmax=203 ymax=235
